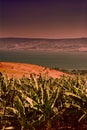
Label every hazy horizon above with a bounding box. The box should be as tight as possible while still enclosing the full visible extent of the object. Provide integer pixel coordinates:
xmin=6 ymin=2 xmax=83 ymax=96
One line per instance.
xmin=0 ymin=36 xmax=87 ymax=40
xmin=0 ymin=37 xmax=87 ymax=69
xmin=0 ymin=37 xmax=87 ymax=52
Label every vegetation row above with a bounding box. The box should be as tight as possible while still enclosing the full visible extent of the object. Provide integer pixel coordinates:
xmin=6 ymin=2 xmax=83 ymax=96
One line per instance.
xmin=0 ymin=72 xmax=87 ymax=130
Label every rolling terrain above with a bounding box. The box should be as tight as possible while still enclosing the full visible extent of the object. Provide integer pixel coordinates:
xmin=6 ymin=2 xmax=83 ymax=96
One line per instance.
xmin=0 ymin=37 xmax=87 ymax=52
xmin=0 ymin=62 xmax=68 ymax=79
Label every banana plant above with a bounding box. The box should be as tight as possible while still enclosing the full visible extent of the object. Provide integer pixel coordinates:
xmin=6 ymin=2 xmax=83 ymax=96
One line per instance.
xmin=64 ymin=76 xmax=87 ymax=124
xmin=22 ymin=74 xmax=65 ymax=129
xmin=0 ymin=72 xmax=87 ymax=129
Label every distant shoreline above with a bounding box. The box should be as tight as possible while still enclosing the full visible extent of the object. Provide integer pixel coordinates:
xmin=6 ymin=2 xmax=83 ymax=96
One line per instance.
xmin=0 ymin=38 xmax=87 ymax=70
xmin=0 ymin=37 xmax=87 ymax=40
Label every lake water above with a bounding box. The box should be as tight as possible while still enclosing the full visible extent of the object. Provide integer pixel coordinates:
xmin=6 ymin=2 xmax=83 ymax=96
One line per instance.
xmin=0 ymin=50 xmax=87 ymax=70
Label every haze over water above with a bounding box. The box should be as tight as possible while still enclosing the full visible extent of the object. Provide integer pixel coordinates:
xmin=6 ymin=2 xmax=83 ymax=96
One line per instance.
xmin=0 ymin=38 xmax=87 ymax=70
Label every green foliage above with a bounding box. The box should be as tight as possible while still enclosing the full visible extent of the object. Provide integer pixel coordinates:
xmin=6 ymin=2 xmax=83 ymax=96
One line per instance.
xmin=0 ymin=72 xmax=87 ymax=129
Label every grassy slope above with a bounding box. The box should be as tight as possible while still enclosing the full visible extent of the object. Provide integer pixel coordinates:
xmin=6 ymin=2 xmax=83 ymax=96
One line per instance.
xmin=0 ymin=62 xmax=68 ymax=79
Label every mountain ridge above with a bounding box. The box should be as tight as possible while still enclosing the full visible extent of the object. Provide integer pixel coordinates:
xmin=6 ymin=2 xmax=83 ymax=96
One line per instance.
xmin=0 ymin=37 xmax=87 ymax=52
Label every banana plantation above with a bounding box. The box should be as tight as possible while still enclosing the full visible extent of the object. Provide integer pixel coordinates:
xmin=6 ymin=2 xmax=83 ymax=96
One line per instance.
xmin=0 ymin=72 xmax=87 ymax=130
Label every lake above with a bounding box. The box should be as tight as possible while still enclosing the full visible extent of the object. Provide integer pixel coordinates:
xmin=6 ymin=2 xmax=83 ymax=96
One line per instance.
xmin=0 ymin=50 xmax=87 ymax=70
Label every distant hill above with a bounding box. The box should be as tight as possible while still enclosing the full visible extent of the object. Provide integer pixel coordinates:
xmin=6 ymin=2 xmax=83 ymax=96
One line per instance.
xmin=0 ymin=37 xmax=87 ymax=52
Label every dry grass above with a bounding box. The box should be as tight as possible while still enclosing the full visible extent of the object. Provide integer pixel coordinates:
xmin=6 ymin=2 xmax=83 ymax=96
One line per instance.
xmin=0 ymin=61 xmax=68 ymax=79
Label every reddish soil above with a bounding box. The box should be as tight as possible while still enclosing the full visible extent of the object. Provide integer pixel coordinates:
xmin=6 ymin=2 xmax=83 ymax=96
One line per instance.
xmin=0 ymin=62 xmax=68 ymax=79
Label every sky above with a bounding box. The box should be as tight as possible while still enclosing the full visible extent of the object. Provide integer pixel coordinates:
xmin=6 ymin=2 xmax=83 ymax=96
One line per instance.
xmin=0 ymin=0 xmax=87 ymax=39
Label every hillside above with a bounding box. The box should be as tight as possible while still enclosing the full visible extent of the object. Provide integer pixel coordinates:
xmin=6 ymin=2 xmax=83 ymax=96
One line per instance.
xmin=0 ymin=37 xmax=87 ymax=52
xmin=0 ymin=63 xmax=87 ymax=130
xmin=0 ymin=62 xmax=68 ymax=79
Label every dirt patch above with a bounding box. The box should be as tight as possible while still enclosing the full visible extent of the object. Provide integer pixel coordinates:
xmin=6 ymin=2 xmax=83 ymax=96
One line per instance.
xmin=0 ymin=61 xmax=68 ymax=79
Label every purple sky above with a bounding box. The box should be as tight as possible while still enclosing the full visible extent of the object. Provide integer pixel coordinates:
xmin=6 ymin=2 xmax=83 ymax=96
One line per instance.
xmin=0 ymin=0 xmax=87 ymax=38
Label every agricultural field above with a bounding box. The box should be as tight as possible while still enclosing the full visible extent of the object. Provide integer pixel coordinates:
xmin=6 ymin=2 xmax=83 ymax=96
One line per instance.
xmin=0 ymin=72 xmax=87 ymax=130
